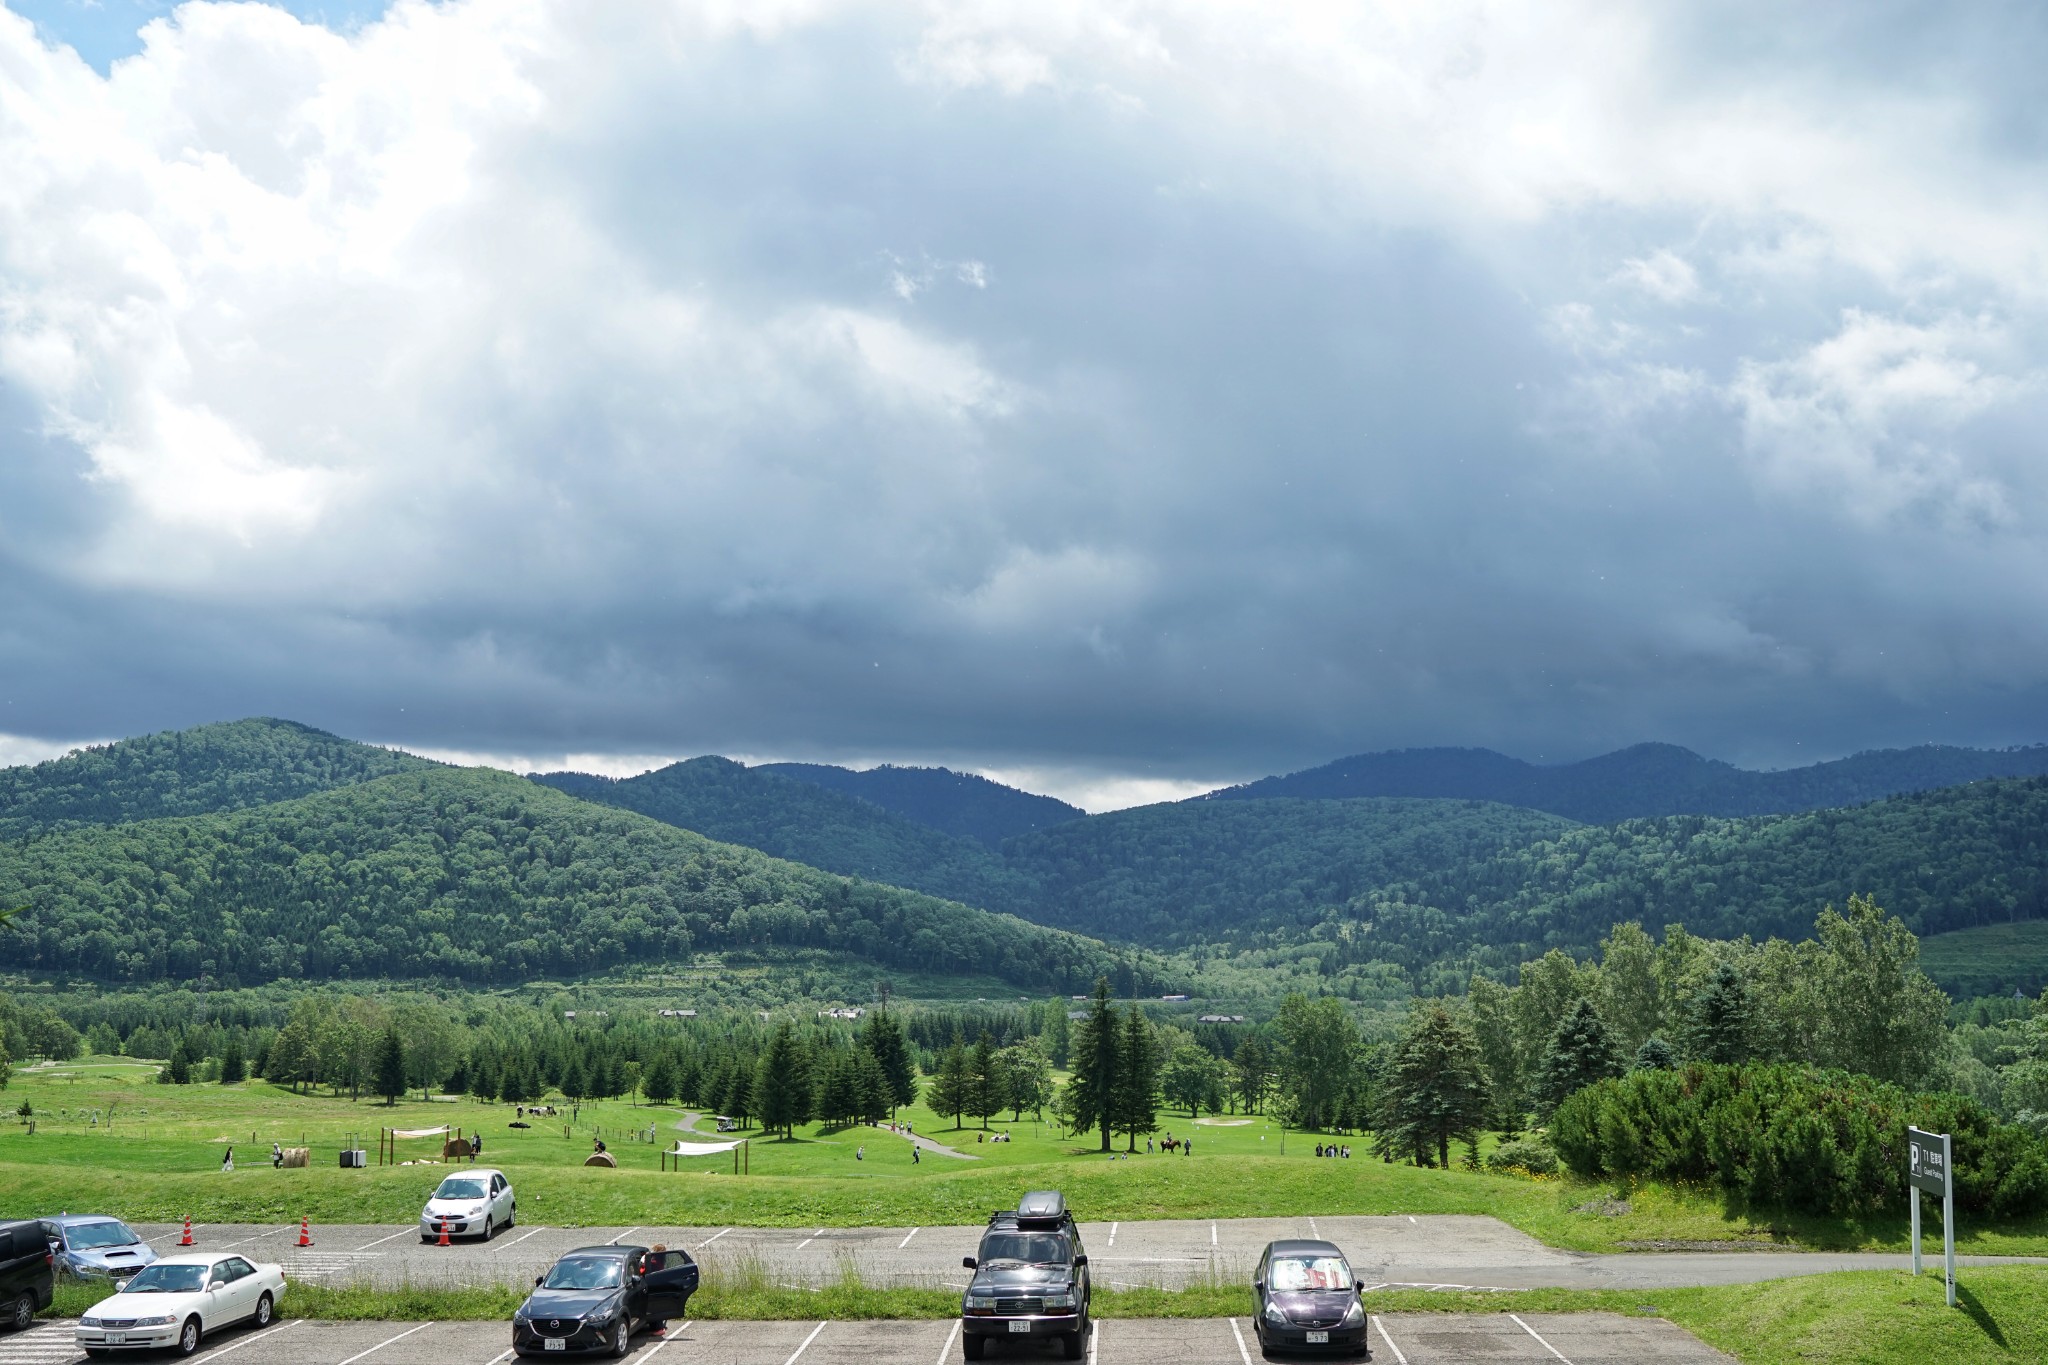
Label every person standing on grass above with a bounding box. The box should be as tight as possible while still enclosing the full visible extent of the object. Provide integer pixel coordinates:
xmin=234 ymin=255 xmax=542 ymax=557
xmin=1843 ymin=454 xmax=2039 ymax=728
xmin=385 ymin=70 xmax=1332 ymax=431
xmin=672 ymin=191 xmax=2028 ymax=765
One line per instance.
xmin=221 ymin=1146 xmax=233 ymax=1172
xmin=856 ymin=1145 xmax=865 ymax=1161
xmin=912 ymin=1145 xmax=920 ymax=1165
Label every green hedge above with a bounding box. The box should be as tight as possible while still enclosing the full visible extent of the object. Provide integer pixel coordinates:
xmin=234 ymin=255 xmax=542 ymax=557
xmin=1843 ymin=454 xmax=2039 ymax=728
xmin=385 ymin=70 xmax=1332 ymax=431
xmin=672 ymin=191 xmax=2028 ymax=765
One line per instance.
xmin=1551 ymin=1063 xmax=2048 ymax=1218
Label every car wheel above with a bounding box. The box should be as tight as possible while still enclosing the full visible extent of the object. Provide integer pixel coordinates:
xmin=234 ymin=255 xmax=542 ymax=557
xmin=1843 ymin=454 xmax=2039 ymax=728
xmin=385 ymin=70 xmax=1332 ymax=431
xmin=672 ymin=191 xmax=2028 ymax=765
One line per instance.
xmin=87 ymin=1350 xmax=115 ymax=1361
xmin=6 ymin=1293 xmax=31 ymax=1332
xmin=175 ymin=1315 xmax=203 ymax=1357
xmin=1063 ymin=1327 xmax=1085 ymax=1361
xmin=481 ymin=1213 xmax=495 ymax=1242
xmin=960 ymin=1333 xmax=985 ymax=1361
xmin=254 ymin=1291 xmax=274 ymax=1327
xmin=609 ymin=1320 xmax=631 ymax=1358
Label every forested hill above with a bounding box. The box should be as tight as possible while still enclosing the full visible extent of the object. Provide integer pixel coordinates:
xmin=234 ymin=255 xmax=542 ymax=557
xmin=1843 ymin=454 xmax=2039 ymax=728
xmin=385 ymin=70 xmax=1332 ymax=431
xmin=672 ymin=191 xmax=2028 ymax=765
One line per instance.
xmin=997 ymin=797 xmax=1578 ymax=948
xmin=0 ymin=767 xmax=1136 ymax=993
xmin=532 ymin=758 xmax=1037 ymax=914
xmin=1209 ymin=740 xmax=2048 ymax=823
xmin=0 ymin=718 xmax=436 ymax=839
xmin=1339 ymin=775 xmax=2048 ymax=974
xmin=758 ymin=762 xmax=1085 ymax=848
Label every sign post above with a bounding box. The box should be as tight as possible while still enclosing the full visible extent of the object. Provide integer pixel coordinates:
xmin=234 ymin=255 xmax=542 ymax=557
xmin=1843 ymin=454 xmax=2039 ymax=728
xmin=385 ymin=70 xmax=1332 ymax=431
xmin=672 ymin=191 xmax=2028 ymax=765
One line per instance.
xmin=1907 ymin=1126 xmax=1955 ymax=1307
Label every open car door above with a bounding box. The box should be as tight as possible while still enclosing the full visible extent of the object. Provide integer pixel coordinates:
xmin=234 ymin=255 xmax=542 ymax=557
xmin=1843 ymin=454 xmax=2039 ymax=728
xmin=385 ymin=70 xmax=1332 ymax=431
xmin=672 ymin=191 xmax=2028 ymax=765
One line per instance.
xmin=643 ymin=1250 xmax=698 ymax=1320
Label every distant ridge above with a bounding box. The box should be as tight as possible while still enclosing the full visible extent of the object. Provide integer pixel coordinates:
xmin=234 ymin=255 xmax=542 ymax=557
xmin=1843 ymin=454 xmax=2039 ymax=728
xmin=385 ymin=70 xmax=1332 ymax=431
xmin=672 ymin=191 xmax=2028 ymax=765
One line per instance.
xmin=759 ymin=762 xmax=1085 ymax=849
xmin=1205 ymin=741 xmax=2048 ymax=824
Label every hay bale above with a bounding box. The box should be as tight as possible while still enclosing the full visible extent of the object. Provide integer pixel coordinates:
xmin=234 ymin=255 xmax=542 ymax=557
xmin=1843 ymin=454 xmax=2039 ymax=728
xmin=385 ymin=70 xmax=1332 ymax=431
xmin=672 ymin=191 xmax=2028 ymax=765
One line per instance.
xmin=583 ymin=1152 xmax=617 ymax=1168
xmin=442 ymin=1137 xmax=474 ymax=1161
xmin=281 ymin=1147 xmax=309 ymax=1169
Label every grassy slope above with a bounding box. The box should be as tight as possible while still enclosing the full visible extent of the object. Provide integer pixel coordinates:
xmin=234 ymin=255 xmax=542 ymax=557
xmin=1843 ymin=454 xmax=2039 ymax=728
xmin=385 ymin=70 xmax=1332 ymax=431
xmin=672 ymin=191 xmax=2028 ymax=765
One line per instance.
xmin=1921 ymin=921 xmax=2048 ymax=998
xmin=12 ymin=1063 xmax=2048 ymax=1256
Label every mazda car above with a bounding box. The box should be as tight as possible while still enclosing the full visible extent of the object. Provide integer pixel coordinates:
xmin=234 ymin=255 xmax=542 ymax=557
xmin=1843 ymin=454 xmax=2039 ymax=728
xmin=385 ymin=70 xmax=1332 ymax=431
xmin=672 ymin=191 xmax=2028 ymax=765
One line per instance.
xmin=1252 ymin=1239 xmax=1369 ymax=1358
xmin=512 ymin=1245 xmax=696 ymax=1358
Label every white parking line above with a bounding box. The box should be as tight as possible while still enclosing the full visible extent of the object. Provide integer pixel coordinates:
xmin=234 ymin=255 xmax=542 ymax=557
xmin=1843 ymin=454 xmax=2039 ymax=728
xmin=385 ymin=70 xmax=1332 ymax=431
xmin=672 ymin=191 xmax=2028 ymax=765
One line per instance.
xmin=627 ymin=1321 xmax=686 ymax=1364
xmin=1308 ymin=1216 xmax=1320 ymax=1237
xmin=1228 ymin=1317 xmax=1253 ymax=1364
xmin=781 ymin=1321 xmax=826 ymax=1365
xmin=191 ymin=1317 xmax=302 ymax=1363
xmin=336 ymin=1322 xmax=433 ymax=1365
xmin=1510 ymin=1314 xmax=1574 ymax=1363
xmin=1107 ymin=1222 xmax=1119 ymax=1247
xmin=219 ymin=1225 xmax=292 ymax=1250
xmin=693 ymin=1229 xmax=731 ymax=1250
xmin=1407 ymin=1216 xmax=1418 ymax=1225
xmin=496 ymin=1225 xmax=548 ymax=1250
xmin=1210 ymin=1221 xmax=1218 ymax=1247
xmin=899 ymin=1227 xmax=921 ymax=1249
xmin=609 ymin=1227 xmax=644 ymax=1246
xmin=1371 ymin=1317 xmax=1409 ymax=1365
xmin=932 ymin=1320 xmax=961 ymax=1365
xmin=1087 ymin=1319 xmax=1100 ymax=1365
xmin=480 ymin=1351 xmax=515 ymax=1365
xmin=354 ymin=1228 xmax=418 ymax=1251
xmin=795 ymin=1228 xmax=825 ymax=1250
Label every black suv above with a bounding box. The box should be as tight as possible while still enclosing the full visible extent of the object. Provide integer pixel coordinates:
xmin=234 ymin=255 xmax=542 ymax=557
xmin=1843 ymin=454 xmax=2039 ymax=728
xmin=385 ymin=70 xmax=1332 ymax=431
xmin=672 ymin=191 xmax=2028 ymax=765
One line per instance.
xmin=0 ymin=1220 xmax=55 ymax=1333
xmin=960 ymin=1191 xmax=1091 ymax=1361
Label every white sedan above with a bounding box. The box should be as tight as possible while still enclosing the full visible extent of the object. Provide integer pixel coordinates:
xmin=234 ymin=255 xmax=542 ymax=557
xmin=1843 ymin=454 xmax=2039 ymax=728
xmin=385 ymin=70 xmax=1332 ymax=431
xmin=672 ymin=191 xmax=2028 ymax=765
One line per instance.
xmin=74 ymin=1252 xmax=285 ymax=1357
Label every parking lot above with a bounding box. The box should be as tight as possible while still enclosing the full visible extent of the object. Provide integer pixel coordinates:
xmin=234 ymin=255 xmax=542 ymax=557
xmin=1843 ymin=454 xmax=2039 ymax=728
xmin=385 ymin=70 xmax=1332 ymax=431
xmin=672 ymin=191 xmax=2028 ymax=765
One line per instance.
xmin=128 ymin=1215 xmax=1966 ymax=1293
xmin=0 ymin=1313 xmax=1734 ymax=1363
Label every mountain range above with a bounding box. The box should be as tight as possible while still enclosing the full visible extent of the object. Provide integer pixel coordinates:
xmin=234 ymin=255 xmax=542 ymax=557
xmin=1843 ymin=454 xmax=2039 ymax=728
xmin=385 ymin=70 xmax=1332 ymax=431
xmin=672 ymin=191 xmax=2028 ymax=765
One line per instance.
xmin=7 ymin=718 xmax=2048 ymax=994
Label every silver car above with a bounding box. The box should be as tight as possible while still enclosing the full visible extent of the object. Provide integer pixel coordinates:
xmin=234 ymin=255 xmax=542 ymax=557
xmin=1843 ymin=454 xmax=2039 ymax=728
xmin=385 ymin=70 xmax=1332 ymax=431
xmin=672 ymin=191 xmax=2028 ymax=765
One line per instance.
xmin=41 ymin=1216 xmax=158 ymax=1283
xmin=419 ymin=1167 xmax=516 ymax=1241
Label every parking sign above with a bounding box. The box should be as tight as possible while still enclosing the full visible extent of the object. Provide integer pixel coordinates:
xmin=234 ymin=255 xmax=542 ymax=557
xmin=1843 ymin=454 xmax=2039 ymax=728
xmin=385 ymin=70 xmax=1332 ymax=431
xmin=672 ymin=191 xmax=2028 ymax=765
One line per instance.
xmin=1908 ymin=1127 xmax=1948 ymax=1196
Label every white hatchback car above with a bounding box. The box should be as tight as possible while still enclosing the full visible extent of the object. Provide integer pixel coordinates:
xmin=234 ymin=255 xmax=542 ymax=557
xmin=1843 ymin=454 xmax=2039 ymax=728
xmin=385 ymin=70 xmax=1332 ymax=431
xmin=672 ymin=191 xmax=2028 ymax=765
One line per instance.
xmin=74 ymin=1251 xmax=285 ymax=1357
xmin=420 ymin=1165 xmax=517 ymax=1241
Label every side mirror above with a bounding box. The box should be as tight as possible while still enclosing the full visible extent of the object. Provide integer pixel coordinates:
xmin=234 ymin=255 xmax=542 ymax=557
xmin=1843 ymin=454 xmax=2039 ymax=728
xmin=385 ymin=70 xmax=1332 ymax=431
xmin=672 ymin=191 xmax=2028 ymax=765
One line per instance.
xmin=1073 ymin=1255 xmax=1087 ymax=1268
xmin=961 ymin=1256 xmax=977 ymax=1270
xmin=1254 ymin=1279 xmax=1265 ymax=1292
xmin=207 ymin=1279 xmax=226 ymax=1292
xmin=1357 ymin=1285 xmax=1367 ymax=1296
xmin=534 ymin=1276 xmax=545 ymax=1288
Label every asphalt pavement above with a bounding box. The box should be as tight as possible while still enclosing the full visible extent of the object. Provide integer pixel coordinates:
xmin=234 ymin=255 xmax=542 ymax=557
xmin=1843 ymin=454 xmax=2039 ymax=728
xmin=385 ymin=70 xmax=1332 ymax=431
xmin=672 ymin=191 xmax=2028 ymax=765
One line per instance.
xmin=129 ymin=1215 xmax=2043 ymax=1293
xmin=0 ymin=1312 xmax=1735 ymax=1363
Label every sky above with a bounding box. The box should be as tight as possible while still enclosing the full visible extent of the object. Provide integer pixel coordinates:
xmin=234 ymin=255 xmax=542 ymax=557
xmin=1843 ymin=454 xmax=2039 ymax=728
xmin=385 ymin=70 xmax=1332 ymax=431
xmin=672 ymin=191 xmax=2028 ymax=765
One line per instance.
xmin=4 ymin=1 xmax=2048 ymax=811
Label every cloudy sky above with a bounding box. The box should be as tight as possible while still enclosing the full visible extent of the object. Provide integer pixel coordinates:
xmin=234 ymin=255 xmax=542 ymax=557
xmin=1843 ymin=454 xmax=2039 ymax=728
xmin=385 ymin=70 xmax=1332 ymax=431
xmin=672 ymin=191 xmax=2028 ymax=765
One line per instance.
xmin=4 ymin=1 xmax=2047 ymax=808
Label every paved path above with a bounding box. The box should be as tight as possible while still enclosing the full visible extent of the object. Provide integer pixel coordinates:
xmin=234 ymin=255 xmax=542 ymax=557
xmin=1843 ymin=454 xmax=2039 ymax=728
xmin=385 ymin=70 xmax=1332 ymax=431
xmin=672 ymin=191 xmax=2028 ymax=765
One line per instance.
xmin=130 ymin=1215 xmax=2048 ymax=1294
xmin=6 ymin=1312 xmax=1735 ymax=1363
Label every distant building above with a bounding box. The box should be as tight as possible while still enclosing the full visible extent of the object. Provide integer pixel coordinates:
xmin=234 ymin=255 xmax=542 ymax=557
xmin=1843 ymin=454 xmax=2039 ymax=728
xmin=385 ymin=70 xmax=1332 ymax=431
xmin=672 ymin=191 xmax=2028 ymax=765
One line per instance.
xmin=818 ymin=1007 xmax=865 ymax=1020
xmin=657 ymin=1009 xmax=698 ymax=1018
xmin=1068 ymin=1010 xmax=1089 ymax=1020
xmin=1198 ymin=1014 xmax=1246 ymax=1024
xmin=1071 ymin=995 xmax=1088 ymax=1001
xmin=1160 ymin=993 xmax=1190 ymax=1002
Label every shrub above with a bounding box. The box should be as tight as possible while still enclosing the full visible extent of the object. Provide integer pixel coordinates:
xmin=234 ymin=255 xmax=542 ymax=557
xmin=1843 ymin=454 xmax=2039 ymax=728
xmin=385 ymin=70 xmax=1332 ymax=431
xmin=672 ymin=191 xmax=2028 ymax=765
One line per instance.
xmin=1487 ymin=1136 xmax=1559 ymax=1176
xmin=1552 ymin=1062 xmax=2048 ymax=1219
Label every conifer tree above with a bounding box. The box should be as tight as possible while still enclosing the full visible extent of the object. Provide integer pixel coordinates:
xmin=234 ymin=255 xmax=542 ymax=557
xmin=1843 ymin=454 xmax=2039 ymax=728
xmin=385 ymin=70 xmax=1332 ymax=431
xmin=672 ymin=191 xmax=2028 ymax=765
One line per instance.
xmin=1534 ymin=997 xmax=1621 ymax=1116
xmin=1631 ymin=1035 xmax=1677 ymax=1072
xmin=969 ymin=1031 xmax=1004 ymax=1129
xmin=374 ymin=1026 xmax=407 ymax=1106
xmin=1229 ymin=1035 xmax=1273 ymax=1114
xmin=1379 ymin=1003 xmax=1491 ymax=1169
xmin=752 ymin=1023 xmax=813 ymax=1137
xmin=854 ymin=1049 xmax=893 ymax=1124
xmin=642 ymin=1049 xmax=680 ymax=1107
xmin=1056 ymin=978 xmax=1120 ymax=1151
xmin=1113 ymin=1005 xmax=1162 ymax=1151
xmin=1685 ymin=962 xmax=1756 ymax=1065
xmin=218 ymin=1038 xmax=246 ymax=1086
xmin=926 ymin=1039 xmax=973 ymax=1129
xmin=859 ymin=1008 xmax=918 ymax=1114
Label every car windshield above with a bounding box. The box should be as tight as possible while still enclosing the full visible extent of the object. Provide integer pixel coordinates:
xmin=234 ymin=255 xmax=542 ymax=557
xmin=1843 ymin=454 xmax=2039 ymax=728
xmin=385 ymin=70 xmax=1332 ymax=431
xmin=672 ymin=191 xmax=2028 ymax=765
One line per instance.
xmin=65 ymin=1221 xmax=139 ymax=1250
xmin=435 ymin=1178 xmax=489 ymax=1200
xmin=1269 ymin=1256 xmax=1354 ymax=1292
xmin=124 ymin=1265 xmax=207 ymax=1294
xmin=978 ymin=1232 xmax=1068 ymax=1265
xmin=542 ymin=1256 xmax=623 ymax=1290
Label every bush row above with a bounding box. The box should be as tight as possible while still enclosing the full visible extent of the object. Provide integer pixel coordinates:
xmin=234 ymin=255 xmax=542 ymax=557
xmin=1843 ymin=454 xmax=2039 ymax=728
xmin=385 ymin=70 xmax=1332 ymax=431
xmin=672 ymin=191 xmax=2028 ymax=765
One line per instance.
xmin=1551 ymin=1062 xmax=2048 ymax=1218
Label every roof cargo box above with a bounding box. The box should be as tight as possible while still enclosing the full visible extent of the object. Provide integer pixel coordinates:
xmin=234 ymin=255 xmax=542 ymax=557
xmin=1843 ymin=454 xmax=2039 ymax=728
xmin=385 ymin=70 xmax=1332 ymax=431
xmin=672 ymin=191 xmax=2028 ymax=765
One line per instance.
xmin=1016 ymin=1191 xmax=1066 ymax=1225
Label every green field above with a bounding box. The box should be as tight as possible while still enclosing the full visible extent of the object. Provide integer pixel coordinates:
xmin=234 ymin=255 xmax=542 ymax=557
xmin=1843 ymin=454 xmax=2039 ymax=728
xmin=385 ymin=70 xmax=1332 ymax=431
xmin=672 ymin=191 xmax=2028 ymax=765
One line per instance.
xmin=1920 ymin=921 xmax=2048 ymax=998
xmin=12 ymin=1059 xmax=2048 ymax=1257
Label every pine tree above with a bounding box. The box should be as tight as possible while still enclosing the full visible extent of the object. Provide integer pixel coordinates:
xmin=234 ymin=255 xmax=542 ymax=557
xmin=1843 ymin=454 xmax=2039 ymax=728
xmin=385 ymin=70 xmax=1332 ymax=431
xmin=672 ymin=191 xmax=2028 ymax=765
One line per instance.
xmin=642 ymin=1049 xmax=679 ymax=1107
xmin=218 ymin=1038 xmax=246 ymax=1086
xmin=1534 ymin=997 xmax=1621 ymax=1116
xmin=1380 ymin=1003 xmax=1491 ymax=1169
xmin=859 ymin=1009 xmax=918 ymax=1115
xmin=266 ymin=1019 xmax=316 ymax=1093
xmin=969 ymin=1032 xmax=1004 ymax=1129
xmin=1229 ymin=1035 xmax=1273 ymax=1115
xmin=560 ymin=1056 xmax=588 ymax=1104
xmin=469 ymin=1051 xmax=499 ymax=1103
xmin=752 ymin=1023 xmax=813 ymax=1138
xmin=166 ymin=1039 xmax=192 ymax=1086
xmin=1057 ymin=978 xmax=1120 ymax=1151
xmin=817 ymin=1050 xmax=862 ymax=1127
xmin=926 ymin=1040 xmax=973 ymax=1129
xmin=1685 ymin=963 xmax=1755 ymax=1065
xmin=1631 ymin=1035 xmax=1677 ymax=1071
xmin=1113 ymin=1005 xmax=1161 ymax=1151
xmin=374 ymin=1026 xmax=407 ymax=1106
xmin=1041 ymin=997 xmax=1072 ymax=1068
xmin=854 ymin=1048 xmax=893 ymax=1124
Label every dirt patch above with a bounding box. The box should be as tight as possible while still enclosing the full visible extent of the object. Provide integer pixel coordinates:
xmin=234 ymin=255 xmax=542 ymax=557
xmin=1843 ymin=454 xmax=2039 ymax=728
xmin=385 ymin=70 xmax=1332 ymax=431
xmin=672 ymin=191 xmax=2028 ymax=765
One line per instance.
xmin=1572 ymin=1198 xmax=1633 ymax=1217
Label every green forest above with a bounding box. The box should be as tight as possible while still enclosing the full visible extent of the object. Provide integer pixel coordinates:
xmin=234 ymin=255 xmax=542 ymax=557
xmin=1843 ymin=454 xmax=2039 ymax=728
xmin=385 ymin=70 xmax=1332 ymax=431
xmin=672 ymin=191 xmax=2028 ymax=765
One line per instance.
xmin=0 ymin=766 xmax=1149 ymax=993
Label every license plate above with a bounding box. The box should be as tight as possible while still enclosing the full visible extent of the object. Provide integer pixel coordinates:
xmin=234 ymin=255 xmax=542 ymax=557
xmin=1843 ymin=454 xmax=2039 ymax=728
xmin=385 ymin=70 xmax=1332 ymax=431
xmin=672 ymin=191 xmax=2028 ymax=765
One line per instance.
xmin=1307 ymin=1331 xmax=1329 ymax=1343
xmin=1009 ymin=1321 xmax=1031 ymax=1333
xmin=105 ymin=1335 xmax=127 ymax=1345
xmin=544 ymin=1339 xmax=566 ymax=1351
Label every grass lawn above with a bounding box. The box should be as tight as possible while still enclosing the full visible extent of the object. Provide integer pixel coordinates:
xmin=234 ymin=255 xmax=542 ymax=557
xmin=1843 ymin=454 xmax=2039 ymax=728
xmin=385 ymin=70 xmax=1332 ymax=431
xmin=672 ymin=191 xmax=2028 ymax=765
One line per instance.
xmin=43 ymin=1266 xmax=2048 ymax=1363
xmin=11 ymin=1059 xmax=2048 ymax=1257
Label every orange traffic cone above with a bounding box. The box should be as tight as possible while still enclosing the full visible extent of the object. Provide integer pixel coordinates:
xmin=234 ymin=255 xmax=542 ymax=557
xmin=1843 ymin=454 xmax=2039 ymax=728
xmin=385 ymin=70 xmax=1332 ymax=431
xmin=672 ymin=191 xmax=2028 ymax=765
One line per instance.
xmin=296 ymin=1218 xmax=314 ymax=1248
xmin=435 ymin=1219 xmax=451 ymax=1248
xmin=178 ymin=1218 xmax=195 ymax=1248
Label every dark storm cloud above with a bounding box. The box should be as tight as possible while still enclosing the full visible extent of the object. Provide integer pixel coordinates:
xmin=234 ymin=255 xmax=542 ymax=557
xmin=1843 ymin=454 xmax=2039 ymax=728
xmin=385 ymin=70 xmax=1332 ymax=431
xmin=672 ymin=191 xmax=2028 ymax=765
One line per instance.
xmin=3 ymin=0 xmax=2048 ymax=801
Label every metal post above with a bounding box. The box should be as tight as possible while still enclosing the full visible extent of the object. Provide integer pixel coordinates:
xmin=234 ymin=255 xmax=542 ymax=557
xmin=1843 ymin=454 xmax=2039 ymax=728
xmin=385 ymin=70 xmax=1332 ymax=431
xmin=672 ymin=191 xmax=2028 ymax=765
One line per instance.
xmin=1943 ymin=1132 xmax=1957 ymax=1308
xmin=1910 ymin=1184 xmax=1921 ymax=1275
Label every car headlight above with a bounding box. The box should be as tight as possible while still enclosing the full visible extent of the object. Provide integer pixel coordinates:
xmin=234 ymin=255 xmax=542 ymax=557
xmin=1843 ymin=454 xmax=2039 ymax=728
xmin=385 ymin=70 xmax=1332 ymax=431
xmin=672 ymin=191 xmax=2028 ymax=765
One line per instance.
xmin=1342 ymin=1299 xmax=1365 ymax=1325
xmin=133 ymin=1316 xmax=177 ymax=1327
xmin=1042 ymin=1291 xmax=1077 ymax=1309
xmin=964 ymin=1295 xmax=996 ymax=1310
xmin=1264 ymin=1302 xmax=1287 ymax=1324
xmin=79 ymin=1315 xmax=102 ymax=1327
